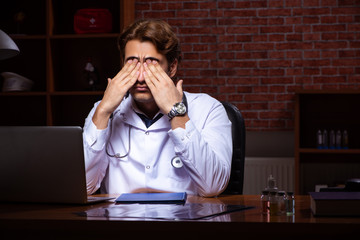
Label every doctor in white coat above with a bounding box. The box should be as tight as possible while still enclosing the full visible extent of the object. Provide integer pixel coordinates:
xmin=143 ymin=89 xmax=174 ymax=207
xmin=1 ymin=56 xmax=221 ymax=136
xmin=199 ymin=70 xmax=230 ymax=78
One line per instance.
xmin=83 ymin=19 xmax=233 ymax=197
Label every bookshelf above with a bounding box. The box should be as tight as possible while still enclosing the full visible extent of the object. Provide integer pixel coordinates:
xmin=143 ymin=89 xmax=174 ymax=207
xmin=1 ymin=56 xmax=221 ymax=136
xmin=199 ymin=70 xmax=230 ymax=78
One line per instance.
xmin=294 ymin=90 xmax=360 ymax=194
xmin=0 ymin=0 xmax=135 ymax=126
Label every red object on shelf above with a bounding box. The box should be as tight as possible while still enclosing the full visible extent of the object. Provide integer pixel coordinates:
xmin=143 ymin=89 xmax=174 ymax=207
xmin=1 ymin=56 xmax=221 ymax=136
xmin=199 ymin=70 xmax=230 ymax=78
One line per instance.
xmin=74 ymin=9 xmax=112 ymax=34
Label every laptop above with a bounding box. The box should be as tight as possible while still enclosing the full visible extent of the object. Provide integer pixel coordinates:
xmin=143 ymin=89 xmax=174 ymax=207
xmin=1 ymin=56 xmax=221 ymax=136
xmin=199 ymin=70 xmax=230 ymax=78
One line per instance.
xmin=0 ymin=126 xmax=113 ymax=204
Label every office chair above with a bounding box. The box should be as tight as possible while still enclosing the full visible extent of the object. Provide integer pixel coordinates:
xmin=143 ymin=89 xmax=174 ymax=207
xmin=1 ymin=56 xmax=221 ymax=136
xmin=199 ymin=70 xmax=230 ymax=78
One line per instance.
xmin=221 ymin=102 xmax=246 ymax=195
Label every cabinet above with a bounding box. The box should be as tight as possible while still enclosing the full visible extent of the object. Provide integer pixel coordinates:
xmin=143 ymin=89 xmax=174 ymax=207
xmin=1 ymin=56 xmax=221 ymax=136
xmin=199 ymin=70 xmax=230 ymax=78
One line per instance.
xmin=295 ymin=90 xmax=360 ymax=194
xmin=0 ymin=0 xmax=134 ymax=126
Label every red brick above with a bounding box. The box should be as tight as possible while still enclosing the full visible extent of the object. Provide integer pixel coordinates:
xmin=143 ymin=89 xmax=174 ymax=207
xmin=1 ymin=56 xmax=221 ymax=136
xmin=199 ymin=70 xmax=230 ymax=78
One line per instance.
xmin=244 ymin=43 xmax=274 ymax=50
xmin=321 ymin=16 xmax=337 ymax=24
xmin=313 ymin=24 xmax=346 ymax=32
xmin=244 ymin=94 xmax=275 ymax=102
xmin=304 ymin=0 xmax=320 ymax=7
xmin=332 ymin=7 xmax=360 ymax=15
xmin=218 ymin=1 xmax=235 ymax=8
xmin=151 ymin=3 xmax=167 ymax=10
xmin=339 ymin=67 xmax=355 ymax=75
xmin=303 ymin=16 xmax=320 ymax=24
xmin=224 ymin=9 xmax=257 ymax=18
xmin=259 ymin=60 xmax=292 ymax=68
xmin=183 ymin=2 xmax=198 ymax=9
xmin=321 ymin=67 xmax=338 ymax=75
xmin=261 ymin=77 xmax=294 ymax=84
xmin=260 ymin=26 xmax=293 ymax=33
xmin=285 ymin=0 xmax=302 ymax=7
xmin=226 ymin=26 xmax=258 ymax=34
xmin=304 ymin=68 xmax=320 ymax=75
xmin=258 ymin=9 xmax=292 ymax=17
xmin=313 ymin=76 xmax=347 ymax=83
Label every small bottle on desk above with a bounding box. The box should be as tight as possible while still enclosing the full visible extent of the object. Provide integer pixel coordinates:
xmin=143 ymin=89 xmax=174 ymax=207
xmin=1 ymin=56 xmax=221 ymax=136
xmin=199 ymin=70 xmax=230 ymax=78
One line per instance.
xmin=277 ymin=191 xmax=286 ymax=215
xmin=269 ymin=191 xmax=279 ymax=216
xmin=261 ymin=190 xmax=270 ymax=215
xmin=286 ymin=192 xmax=295 ymax=216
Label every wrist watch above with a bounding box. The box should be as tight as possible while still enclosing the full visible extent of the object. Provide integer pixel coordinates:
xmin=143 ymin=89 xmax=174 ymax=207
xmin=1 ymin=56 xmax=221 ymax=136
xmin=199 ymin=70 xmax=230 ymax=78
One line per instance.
xmin=167 ymin=93 xmax=188 ymax=120
xmin=167 ymin=101 xmax=187 ymax=120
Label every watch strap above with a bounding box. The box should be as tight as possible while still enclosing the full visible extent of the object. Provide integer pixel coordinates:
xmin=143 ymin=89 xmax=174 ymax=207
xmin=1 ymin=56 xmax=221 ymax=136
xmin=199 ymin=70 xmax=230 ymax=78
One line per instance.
xmin=167 ymin=93 xmax=188 ymax=120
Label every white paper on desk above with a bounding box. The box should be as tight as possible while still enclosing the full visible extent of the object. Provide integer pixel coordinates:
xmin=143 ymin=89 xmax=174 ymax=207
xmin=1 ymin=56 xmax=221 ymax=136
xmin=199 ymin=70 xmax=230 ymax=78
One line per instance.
xmin=80 ymin=203 xmax=252 ymax=220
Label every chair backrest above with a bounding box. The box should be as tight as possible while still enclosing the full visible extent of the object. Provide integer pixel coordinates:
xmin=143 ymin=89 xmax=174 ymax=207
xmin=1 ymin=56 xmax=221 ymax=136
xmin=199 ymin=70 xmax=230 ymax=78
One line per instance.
xmin=221 ymin=102 xmax=246 ymax=195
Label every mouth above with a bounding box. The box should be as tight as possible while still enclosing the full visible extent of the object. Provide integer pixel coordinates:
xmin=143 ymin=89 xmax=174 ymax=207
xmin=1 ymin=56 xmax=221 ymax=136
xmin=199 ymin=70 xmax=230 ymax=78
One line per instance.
xmin=134 ymin=85 xmax=149 ymax=92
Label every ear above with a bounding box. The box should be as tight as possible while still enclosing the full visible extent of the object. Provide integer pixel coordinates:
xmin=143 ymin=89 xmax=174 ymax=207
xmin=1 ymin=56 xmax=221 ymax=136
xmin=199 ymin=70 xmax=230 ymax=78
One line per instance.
xmin=169 ymin=59 xmax=178 ymax=78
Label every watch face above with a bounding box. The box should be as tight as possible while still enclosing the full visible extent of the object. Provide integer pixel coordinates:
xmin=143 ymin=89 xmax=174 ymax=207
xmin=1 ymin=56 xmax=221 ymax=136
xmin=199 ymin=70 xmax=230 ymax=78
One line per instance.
xmin=175 ymin=102 xmax=187 ymax=115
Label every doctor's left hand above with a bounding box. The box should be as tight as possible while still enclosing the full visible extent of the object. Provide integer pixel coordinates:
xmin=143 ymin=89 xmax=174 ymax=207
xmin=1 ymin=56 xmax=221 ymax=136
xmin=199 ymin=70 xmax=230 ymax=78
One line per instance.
xmin=143 ymin=59 xmax=183 ymax=115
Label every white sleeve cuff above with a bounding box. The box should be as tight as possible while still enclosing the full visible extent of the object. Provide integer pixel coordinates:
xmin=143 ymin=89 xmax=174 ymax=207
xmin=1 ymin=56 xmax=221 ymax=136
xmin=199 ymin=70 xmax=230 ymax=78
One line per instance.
xmin=168 ymin=120 xmax=196 ymax=153
xmin=84 ymin=120 xmax=110 ymax=151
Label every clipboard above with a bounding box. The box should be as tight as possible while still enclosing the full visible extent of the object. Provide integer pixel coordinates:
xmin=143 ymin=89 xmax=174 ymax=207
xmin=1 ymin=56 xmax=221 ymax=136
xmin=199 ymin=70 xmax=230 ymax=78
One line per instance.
xmin=115 ymin=192 xmax=187 ymax=204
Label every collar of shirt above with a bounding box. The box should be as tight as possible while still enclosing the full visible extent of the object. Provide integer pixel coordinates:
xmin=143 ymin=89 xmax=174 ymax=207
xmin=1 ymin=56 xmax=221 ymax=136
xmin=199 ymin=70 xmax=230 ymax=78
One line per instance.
xmin=131 ymin=98 xmax=163 ymax=128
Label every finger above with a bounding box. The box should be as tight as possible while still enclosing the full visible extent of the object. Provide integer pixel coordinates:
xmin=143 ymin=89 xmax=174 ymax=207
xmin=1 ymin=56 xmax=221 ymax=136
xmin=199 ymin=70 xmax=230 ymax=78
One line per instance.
xmin=143 ymin=68 xmax=155 ymax=89
xmin=151 ymin=60 xmax=170 ymax=80
xmin=114 ymin=59 xmax=138 ymax=80
xmin=143 ymin=61 xmax=157 ymax=84
xmin=176 ymin=79 xmax=183 ymax=93
xmin=118 ymin=62 xmax=140 ymax=91
xmin=144 ymin=60 xmax=162 ymax=82
xmin=127 ymin=62 xmax=141 ymax=84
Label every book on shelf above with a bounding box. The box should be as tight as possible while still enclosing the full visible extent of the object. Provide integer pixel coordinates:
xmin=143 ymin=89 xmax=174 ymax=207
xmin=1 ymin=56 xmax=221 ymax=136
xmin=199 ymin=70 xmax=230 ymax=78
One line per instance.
xmin=309 ymin=192 xmax=360 ymax=217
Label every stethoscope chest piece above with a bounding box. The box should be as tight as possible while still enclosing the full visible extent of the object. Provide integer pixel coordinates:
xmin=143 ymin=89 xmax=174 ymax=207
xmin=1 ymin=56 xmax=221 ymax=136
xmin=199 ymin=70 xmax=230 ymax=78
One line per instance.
xmin=171 ymin=156 xmax=183 ymax=168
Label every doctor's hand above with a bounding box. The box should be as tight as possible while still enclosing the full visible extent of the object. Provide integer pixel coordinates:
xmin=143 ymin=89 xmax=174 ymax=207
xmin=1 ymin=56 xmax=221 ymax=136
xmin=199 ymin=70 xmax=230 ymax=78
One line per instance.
xmin=143 ymin=59 xmax=183 ymax=115
xmin=92 ymin=59 xmax=140 ymax=129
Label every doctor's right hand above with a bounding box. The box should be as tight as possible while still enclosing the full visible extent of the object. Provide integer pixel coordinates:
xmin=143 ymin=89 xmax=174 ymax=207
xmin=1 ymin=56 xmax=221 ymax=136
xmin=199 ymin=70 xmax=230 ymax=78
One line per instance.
xmin=92 ymin=59 xmax=140 ymax=129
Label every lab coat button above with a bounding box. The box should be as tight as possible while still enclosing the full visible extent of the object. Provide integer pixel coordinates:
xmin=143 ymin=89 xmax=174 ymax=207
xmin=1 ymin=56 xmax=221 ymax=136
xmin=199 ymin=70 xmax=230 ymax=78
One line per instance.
xmin=145 ymin=131 xmax=149 ymax=135
xmin=145 ymin=165 xmax=150 ymax=169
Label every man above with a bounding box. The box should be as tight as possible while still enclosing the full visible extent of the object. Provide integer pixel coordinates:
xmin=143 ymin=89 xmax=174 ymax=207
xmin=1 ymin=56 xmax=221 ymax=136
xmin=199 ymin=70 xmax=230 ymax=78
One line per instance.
xmin=83 ymin=19 xmax=232 ymax=197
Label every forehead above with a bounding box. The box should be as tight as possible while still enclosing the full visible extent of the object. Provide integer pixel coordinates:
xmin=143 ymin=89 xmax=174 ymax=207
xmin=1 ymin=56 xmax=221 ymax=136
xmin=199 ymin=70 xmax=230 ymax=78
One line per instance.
xmin=124 ymin=39 xmax=165 ymax=60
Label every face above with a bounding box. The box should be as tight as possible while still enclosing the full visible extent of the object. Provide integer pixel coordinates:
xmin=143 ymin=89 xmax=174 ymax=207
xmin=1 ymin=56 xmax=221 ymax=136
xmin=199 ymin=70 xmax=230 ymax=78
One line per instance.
xmin=125 ymin=39 xmax=170 ymax=104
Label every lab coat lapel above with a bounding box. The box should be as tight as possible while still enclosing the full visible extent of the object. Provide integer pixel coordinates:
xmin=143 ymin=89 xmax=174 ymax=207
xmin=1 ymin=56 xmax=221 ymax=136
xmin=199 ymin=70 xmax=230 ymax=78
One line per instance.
xmin=117 ymin=96 xmax=146 ymax=130
xmin=149 ymin=114 xmax=171 ymax=131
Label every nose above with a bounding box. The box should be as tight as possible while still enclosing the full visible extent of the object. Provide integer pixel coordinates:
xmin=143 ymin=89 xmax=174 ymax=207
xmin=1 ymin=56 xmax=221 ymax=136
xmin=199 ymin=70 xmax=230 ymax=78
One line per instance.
xmin=137 ymin=62 xmax=145 ymax=82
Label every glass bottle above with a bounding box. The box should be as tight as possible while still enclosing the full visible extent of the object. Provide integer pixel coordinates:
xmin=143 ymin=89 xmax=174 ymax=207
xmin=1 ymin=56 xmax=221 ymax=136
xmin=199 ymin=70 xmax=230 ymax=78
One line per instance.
xmin=265 ymin=174 xmax=278 ymax=192
xmin=335 ymin=130 xmax=342 ymax=149
xmin=269 ymin=191 xmax=279 ymax=216
xmin=261 ymin=190 xmax=270 ymax=215
xmin=316 ymin=129 xmax=323 ymax=149
xmin=322 ymin=129 xmax=328 ymax=149
xmin=342 ymin=130 xmax=349 ymax=149
xmin=286 ymin=192 xmax=295 ymax=216
xmin=329 ymin=129 xmax=335 ymax=149
xmin=277 ymin=191 xmax=286 ymax=215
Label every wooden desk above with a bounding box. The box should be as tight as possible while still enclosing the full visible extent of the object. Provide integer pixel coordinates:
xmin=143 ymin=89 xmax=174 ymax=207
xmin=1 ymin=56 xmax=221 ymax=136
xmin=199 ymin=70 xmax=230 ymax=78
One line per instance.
xmin=1 ymin=195 xmax=359 ymax=239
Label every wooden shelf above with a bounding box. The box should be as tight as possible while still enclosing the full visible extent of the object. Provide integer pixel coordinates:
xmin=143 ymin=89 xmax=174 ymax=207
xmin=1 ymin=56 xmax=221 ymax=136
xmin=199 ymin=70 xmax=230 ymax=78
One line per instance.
xmin=9 ymin=35 xmax=47 ymax=40
xmin=50 ymin=91 xmax=104 ymax=96
xmin=0 ymin=0 xmax=134 ymax=126
xmin=295 ymin=90 xmax=360 ymax=194
xmin=0 ymin=92 xmax=47 ymax=96
xmin=49 ymin=33 xmax=120 ymax=39
xmin=299 ymin=148 xmax=360 ymax=154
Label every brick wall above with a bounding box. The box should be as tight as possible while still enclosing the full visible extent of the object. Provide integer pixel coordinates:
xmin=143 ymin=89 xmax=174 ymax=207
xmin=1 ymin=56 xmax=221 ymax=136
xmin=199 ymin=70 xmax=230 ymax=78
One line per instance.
xmin=135 ymin=0 xmax=360 ymax=131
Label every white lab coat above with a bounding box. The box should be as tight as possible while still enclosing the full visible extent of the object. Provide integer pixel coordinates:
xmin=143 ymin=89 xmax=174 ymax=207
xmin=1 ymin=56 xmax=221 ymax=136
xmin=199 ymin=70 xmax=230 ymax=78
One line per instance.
xmin=83 ymin=92 xmax=232 ymax=197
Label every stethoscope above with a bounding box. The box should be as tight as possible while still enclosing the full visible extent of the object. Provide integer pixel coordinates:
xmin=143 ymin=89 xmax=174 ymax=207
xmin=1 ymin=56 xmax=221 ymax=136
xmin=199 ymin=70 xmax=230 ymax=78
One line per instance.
xmin=104 ymin=96 xmax=187 ymax=169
